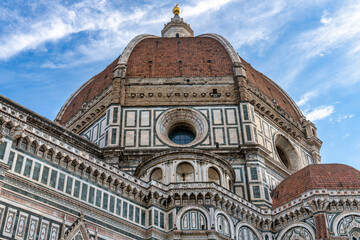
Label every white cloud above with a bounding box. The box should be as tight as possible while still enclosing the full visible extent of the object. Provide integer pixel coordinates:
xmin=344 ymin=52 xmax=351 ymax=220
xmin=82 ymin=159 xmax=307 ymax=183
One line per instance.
xmin=0 ymin=1 xmax=148 ymax=61
xmin=320 ymin=10 xmax=332 ymax=24
xmin=305 ymin=105 xmax=334 ymax=121
xmin=296 ymin=90 xmax=318 ymax=106
xmin=0 ymin=0 xmax=238 ymax=65
xmin=297 ymin=1 xmax=360 ymax=59
xmin=182 ymin=0 xmax=234 ymax=18
xmin=336 ymin=114 xmax=354 ymax=123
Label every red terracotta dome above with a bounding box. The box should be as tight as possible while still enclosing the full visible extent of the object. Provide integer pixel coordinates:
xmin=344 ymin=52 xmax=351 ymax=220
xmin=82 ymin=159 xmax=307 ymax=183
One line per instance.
xmin=126 ymin=37 xmax=233 ymax=78
xmin=241 ymin=58 xmax=302 ymax=122
xmin=271 ymin=164 xmax=360 ymax=208
xmin=55 ymin=35 xmax=304 ymax=126
xmin=56 ymin=57 xmax=119 ymax=125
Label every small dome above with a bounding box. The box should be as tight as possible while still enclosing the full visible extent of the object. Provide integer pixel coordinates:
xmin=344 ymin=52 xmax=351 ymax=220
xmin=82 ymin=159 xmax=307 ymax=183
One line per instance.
xmin=271 ymin=164 xmax=360 ymax=208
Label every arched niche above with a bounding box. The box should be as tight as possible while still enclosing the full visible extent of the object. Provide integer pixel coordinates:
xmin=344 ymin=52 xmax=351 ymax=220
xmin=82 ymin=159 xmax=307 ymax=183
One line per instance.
xmin=150 ymin=168 xmax=163 ymax=182
xmin=176 ymin=162 xmax=194 ymax=182
xmin=274 ymin=134 xmax=299 ymax=171
xmin=208 ymin=167 xmax=221 ymax=185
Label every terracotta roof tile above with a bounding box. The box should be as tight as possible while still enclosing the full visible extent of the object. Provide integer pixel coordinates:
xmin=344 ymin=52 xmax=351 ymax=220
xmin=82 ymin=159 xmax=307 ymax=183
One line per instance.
xmin=272 ymin=164 xmax=360 ymax=208
xmin=58 ymin=57 xmax=119 ymax=125
xmin=241 ymin=58 xmax=300 ymax=122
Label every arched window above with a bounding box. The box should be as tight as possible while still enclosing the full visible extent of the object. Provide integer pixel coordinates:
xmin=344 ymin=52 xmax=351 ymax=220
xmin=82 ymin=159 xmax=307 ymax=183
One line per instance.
xmin=274 ymin=134 xmax=299 ymax=171
xmin=176 ymin=163 xmax=194 ymax=182
xmin=216 ymin=214 xmax=230 ymax=237
xmin=208 ymin=167 xmax=220 ymax=184
xmin=276 ymin=146 xmax=290 ymax=168
xmin=238 ymin=226 xmax=259 ymax=240
xmin=150 ymin=168 xmax=163 ymax=182
xmin=181 ymin=210 xmax=207 ymax=230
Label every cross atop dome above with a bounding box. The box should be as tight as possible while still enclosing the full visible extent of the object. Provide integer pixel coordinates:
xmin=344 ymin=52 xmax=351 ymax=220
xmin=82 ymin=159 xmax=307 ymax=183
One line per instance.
xmin=161 ymin=4 xmax=194 ymax=37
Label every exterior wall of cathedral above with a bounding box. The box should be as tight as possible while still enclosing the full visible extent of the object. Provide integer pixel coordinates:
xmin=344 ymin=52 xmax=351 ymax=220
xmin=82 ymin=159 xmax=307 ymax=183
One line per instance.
xmin=1 ymin=84 xmax=360 ymax=239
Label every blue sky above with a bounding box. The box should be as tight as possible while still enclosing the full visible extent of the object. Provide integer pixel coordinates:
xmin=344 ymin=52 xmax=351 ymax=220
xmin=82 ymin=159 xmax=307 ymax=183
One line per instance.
xmin=0 ymin=0 xmax=359 ymax=169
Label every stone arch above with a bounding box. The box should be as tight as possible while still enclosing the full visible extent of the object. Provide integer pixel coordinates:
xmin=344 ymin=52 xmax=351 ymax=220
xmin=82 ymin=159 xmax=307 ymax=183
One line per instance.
xmin=277 ymin=223 xmax=315 ymax=240
xmin=3 ymin=121 xmax=14 ymax=134
xmin=118 ymin=34 xmax=159 ymax=65
xmin=215 ymin=209 xmax=235 ymax=238
xmin=273 ymin=133 xmax=300 ymax=171
xmin=46 ymin=148 xmax=55 ymax=161
xmin=197 ymin=33 xmax=241 ymax=65
xmin=28 ymin=140 xmax=38 ymax=154
xmin=332 ymin=212 xmax=360 ymax=237
xmin=37 ymin=144 xmax=47 ymax=158
xmin=235 ymin=223 xmax=262 ymax=240
xmin=175 ymin=206 xmax=211 ymax=231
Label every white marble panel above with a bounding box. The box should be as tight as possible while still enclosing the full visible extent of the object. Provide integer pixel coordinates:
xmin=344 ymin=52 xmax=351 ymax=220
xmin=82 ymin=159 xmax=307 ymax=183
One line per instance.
xmin=226 ymin=109 xmax=236 ymax=124
xmin=126 ymin=112 xmax=136 ymax=127
xmin=213 ymin=109 xmax=223 ymax=125
xmin=140 ymin=130 xmax=150 ymax=146
xmin=140 ymin=111 xmax=150 ymax=126
xmin=214 ymin=128 xmax=225 ymax=144
xmin=125 ymin=131 xmax=135 ymax=146
xmin=228 ymin=128 xmax=239 ymax=144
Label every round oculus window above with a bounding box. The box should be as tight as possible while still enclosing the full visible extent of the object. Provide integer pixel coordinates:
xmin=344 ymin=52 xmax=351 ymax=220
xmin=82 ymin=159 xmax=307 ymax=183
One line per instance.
xmin=155 ymin=108 xmax=208 ymax=147
xmin=168 ymin=125 xmax=196 ymax=145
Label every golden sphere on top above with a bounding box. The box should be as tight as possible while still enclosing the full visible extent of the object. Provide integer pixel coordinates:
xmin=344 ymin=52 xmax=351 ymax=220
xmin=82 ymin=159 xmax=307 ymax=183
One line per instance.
xmin=173 ymin=4 xmax=180 ymax=15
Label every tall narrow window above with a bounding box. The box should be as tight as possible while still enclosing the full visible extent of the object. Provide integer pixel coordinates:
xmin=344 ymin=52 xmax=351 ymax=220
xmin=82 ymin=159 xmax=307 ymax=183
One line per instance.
xmin=102 ymin=193 xmax=109 ymax=210
xmin=14 ymin=155 xmax=24 ymax=173
xmin=0 ymin=142 xmax=7 ymax=160
xmin=49 ymin=170 xmax=58 ymax=188
xmin=7 ymin=151 xmax=15 ymax=170
xmin=57 ymin=173 xmax=65 ymax=191
xmin=81 ymin=183 xmax=88 ymax=201
xmin=23 ymin=159 xmax=33 ymax=177
xmin=66 ymin=177 xmax=73 ymax=195
xmin=74 ymin=180 xmax=81 ymax=198
xmin=32 ymin=162 xmax=41 ymax=181
xmin=113 ymin=107 xmax=118 ymax=123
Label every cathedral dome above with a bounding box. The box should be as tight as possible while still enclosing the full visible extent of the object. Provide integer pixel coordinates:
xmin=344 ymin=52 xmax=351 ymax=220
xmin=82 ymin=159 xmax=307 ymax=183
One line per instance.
xmin=271 ymin=164 xmax=360 ymax=208
xmin=55 ymin=34 xmax=304 ymax=127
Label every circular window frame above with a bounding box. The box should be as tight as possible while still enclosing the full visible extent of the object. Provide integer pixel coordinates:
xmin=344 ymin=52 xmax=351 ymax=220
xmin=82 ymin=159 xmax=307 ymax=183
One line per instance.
xmin=156 ymin=108 xmax=208 ymax=147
